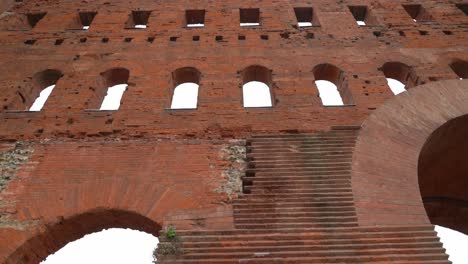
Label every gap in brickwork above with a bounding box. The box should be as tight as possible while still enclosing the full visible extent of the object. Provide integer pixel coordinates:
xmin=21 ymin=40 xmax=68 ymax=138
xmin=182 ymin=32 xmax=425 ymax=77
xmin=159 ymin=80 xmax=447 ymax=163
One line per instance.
xmin=126 ymin=11 xmax=151 ymax=29
xmin=170 ymin=67 xmax=201 ymax=109
xmin=40 ymin=228 xmax=159 ymax=264
xmin=79 ymin=12 xmax=97 ymax=30
xmin=27 ymin=12 xmax=46 ymax=28
xmin=241 ymin=65 xmax=273 ymax=107
xmin=186 ymin=9 xmax=205 ymax=28
xmin=313 ymin=63 xmax=352 ymax=106
xmin=380 ymin=61 xmax=419 ymax=91
xmin=294 ymin=7 xmax=316 ymax=27
xmin=240 ymin=8 xmax=260 ymax=26
xmin=402 ymin=4 xmax=433 ymax=22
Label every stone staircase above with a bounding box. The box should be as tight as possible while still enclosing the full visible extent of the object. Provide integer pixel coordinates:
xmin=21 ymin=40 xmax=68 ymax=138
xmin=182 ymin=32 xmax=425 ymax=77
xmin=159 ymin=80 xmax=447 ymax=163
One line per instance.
xmin=156 ymin=127 xmax=451 ymax=263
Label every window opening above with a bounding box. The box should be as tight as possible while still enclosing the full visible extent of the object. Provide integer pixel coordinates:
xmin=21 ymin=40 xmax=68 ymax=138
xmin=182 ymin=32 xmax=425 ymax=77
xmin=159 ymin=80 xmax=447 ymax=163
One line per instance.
xmin=186 ymin=10 xmax=205 ymax=28
xmin=79 ymin=12 xmax=97 ymax=30
xmin=241 ymin=65 xmax=273 ymax=108
xmin=456 ymin=4 xmax=468 ymax=16
xmin=294 ymin=7 xmax=315 ymax=27
xmin=100 ymin=84 xmax=127 ymax=110
xmin=315 ymin=80 xmax=344 ymax=106
xmin=170 ymin=67 xmax=201 ymax=109
xmin=449 ymin=60 xmax=468 ymax=80
xmin=380 ymin=62 xmax=419 ymax=94
xmin=29 ymin=85 xmax=55 ymax=111
xmin=240 ymin=8 xmax=260 ymax=26
xmin=313 ymin=63 xmax=353 ymax=106
xmin=402 ymin=4 xmax=432 ymax=22
xmin=349 ymin=6 xmax=367 ymax=26
xmin=126 ymin=11 xmax=151 ymax=29
xmin=27 ymin=12 xmax=46 ymax=28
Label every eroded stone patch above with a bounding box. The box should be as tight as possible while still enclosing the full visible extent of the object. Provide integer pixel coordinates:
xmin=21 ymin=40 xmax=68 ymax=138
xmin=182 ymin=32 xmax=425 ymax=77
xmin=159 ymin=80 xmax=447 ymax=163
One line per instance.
xmin=0 ymin=142 xmax=34 ymax=193
xmin=216 ymin=140 xmax=246 ymax=200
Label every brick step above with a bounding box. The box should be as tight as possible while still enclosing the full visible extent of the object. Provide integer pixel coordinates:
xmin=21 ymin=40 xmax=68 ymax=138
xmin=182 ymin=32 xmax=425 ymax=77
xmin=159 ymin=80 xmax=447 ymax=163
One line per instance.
xmin=181 ymin=241 xmax=443 ymax=254
xmin=167 ymin=247 xmax=445 ymax=260
xmin=248 ymin=153 xmax=353 ymax=161
xmin=246 ymin=166 xmax=351 ymax=173
xmin=244 ymin=183 xmax=351 ymax=190
xmin=245 ymin=187 xmax=352 ymax=195
xmin=242 ymin=176 xmax=351 ymax=182
xmin=248 ymin=161 xmax=352 ymax=168
xmin=250 ymin=170 xmax=351 ymax=177
xmin=179 ymin=236 xmax=439 ymax=249
xmin=165 ymin=229 xmax=438 ymax=242
xmin=248 ymin=139 xmax=357 ymax=147
xmin=251 ymin=131 xmax=358 ymax=139
xmin=162 ymin=225 xmax=435 ymax=238
xmin=234 ymin=197 xmax=354 ymax=205
xmin=248 ymin=144 xmax=355 ymax=150
xmin=234 ymin=205 xmax=356 ymax=213
xmin=248 ymin=135 xmax=357 ymax=142
xmin=248 ymin=145 xmax=356 ymax=152
xmin=242 ymin=178 xmax=351 ymax=185
xmin=233 ymin=209 xmax=357 ymax=217
xmin=234 ymin=222 xmax=358 ymax=229
xmin=234 ymin=216 xmax=358 ymax=224
xmin=237 ymin=192 xmax=353 ymax=200
xmin=159 ymin=256 xmax=450 ymax=264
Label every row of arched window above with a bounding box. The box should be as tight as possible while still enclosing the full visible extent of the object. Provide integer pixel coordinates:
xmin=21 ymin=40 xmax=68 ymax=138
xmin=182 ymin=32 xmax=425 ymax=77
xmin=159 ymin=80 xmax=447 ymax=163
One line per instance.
xmin=6 ymin=60 xmax=467 ymax=112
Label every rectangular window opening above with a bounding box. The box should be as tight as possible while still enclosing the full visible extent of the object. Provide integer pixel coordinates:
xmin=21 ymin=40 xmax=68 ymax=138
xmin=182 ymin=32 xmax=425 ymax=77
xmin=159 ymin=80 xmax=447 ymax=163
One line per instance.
xmin=79 ymin=12 xmax=97 ymax=30
xmin=402 ymin=4 xmax=432 ymax=22
xmin=186 ymin=10 xmax=205 ymax=28
xmin=456 ymin=4 xmax=468 ymax=15
xmin=128 ymin=11 xmax=151 ymax=29
xmin=240 ymin=8 xmax=260 ymax=27
xmin=54 ymin=39 xmax=64 ymax=45
xmin=27 ymin=12 xmax=46 ymax=28
xmin=294 ymin=7 xmax=314 ymax=27
xmin=349 ymin=6 xmax=368 ymax=26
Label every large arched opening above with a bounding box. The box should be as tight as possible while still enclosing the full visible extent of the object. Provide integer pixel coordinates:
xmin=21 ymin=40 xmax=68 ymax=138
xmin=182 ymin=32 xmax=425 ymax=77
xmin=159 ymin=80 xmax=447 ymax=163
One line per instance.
xmin=5 ymin=209 xmax=161 ymax=264
xmin=418 ymin=114 xmax=468 ymax=235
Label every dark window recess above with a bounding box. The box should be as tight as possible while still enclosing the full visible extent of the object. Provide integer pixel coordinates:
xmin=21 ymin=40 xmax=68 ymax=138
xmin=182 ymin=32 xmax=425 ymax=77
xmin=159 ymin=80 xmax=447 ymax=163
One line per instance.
xmin=419 ymin=30 xmax=428 ymax=36
xmin=102 ymin=38 xmax=109 ymax=43
xmin=399 ymin=31 xmax=406 ymax=36
xmin=280 ymin=32 xmax=290 ymax=39
xmin=373 ymin=31 xmax=382 ymax=37
xmin=449 ymin=60 xmax=468 ymax=79
xmin=456 ymin=4 xmax=468 ymax=16
xmin=260 ymin=34 xmax=268 ymax=40
xmin=240 ymin=8 xmax=260 ymax=25
xmin=348 ymin=6 xmax=377 ymax=26
xmin=443 ymin=30 xmax=453 ymax=35
xmin=238 ymin=35 xmax=246 ymax=40
xmin=170 ymin=36 xmax=178 ymax=42
xmin=27 ymin=12 xmax=46 ymax=28
xmin=294 ymin=7 xmax=318 ymax=27
xmin=215 ymin=35 xmax=223 ymax=41
xmin=24 ymin=39 xmax=36 ymax=45
xmin=186 ymin=10 xmax=205 ymax=27
xmin=192 ymin=36 xmax=200 ymax=41
xmin=402 ymin=4 xmax=433 ymax=22
xmin=147 ymin=37 xmax=155 ymax=43
xmin=124 ymin=37 xmax=133 ymax=42
xmin=126 ymin=11 xmax=151 ymax=29
xmin=55 ymin=39 xmax=64 ymax=45
xmin=79 ymin=12 xmax=97 ymax=28
xmin=80 ymin=37 xmax=87 ymax=43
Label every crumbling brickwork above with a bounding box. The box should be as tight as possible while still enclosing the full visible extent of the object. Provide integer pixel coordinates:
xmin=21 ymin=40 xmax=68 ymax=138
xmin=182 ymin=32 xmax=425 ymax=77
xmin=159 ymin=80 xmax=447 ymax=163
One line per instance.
xmin=0 ymin=0 xmax=466 ymax=263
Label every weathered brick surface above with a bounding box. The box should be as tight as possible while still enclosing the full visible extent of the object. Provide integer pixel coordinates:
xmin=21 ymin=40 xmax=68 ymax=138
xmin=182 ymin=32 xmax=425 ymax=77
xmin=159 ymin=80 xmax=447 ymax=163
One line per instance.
xmin=0 ymin=0 xmax=466 ymax=263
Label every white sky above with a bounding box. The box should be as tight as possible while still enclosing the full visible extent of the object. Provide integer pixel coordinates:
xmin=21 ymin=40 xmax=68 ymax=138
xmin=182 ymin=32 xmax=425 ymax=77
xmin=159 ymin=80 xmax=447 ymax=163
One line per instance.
xmin=171 ymin=82 xmax=199 ymax=109
xmin=33 ymin=78 xmax=467 ymax=264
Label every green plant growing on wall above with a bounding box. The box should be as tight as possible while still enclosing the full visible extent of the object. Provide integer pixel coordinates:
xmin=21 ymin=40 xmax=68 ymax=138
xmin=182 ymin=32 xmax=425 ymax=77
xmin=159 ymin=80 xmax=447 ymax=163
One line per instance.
xmin=154 ymin=226 xmax=183 ymax=261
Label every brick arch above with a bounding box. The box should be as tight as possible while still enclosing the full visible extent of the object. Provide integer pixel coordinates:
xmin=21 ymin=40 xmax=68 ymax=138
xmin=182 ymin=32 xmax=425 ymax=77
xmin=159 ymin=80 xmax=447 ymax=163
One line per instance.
xmin=378 ymin=61 xmax=420 ymax=88
xmin=4 ymin=208 xmax=161 ymax=264
xmin=351 ymin=79 xmax=468 ymax=227
xmin=312 ymin=63 xmax=354 ymax=105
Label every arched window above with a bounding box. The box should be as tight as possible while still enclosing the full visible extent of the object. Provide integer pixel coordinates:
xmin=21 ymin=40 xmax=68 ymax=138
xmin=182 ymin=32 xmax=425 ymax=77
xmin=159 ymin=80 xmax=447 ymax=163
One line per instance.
xmin=8 ymin=69 xmax=63 ymax=111
xmin=170 ymin=67 xmax=200 ymax=109
xmin=90 ymin=68 xmax=129 ymax=111
xmin=449 ymin=59 xmax=467 ymax=80
xmin=380 ymin=62 xmax=419 ymax=95
xmin=313 ymin=63 xmax=352 ymax=106
xmin=241 ymin=65 xmax=273 ymax=107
